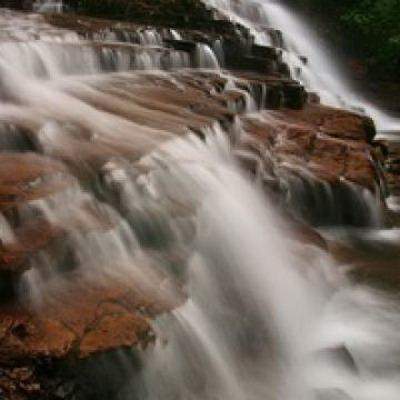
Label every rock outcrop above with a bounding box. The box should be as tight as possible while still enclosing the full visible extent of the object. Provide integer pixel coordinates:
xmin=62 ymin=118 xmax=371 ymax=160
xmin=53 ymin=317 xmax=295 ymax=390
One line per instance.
xmin=0 ymin=2 xmax=392 ymax=398
xmin=236 ymin=104 xmax=381 ymax=225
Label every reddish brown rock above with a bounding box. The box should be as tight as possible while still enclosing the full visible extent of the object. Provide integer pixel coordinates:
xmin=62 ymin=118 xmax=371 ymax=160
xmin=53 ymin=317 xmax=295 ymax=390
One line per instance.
xmin=0 ymin=10 xmax=388 ymax=399
xmin=0 ymin=277 xmax=181 ymax=365
xmin=0 ymin=153 xmax=69 ymax=214
xmin=241 ymin=104 xmax=379 ymax=190
xmin=79 ymin=312 xmax=149 ymax=358
xmin=0 ymin=220 xmax=63 ymax=276
xmin=282 ymin=105 xmax=376 ymax=143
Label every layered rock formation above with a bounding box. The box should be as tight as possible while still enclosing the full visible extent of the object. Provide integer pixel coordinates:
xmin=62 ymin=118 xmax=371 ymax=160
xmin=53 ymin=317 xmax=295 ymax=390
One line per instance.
xmin=0 ymin=2 xmax=394 ymax=399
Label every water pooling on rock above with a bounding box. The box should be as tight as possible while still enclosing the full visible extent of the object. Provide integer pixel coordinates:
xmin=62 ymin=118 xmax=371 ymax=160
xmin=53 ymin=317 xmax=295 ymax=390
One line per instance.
xmin=0 ymin=4 xmax=399 ymax=400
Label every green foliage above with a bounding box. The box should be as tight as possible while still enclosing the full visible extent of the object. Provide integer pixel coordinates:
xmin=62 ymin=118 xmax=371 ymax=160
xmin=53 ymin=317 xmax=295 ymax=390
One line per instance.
xmin=289 ymin=0 xmax=400 ymax=79
xmin=341 ymin=0 xmax=400 ymax=65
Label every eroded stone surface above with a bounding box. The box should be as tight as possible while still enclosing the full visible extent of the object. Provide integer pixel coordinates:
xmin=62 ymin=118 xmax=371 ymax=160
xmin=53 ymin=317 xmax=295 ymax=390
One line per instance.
xmin=239 ymin=105 xmax=379 ymax=189
xmin=0 ymin=281 xmax=175 ymax=363
xmin=0 ymin=5 xmax=391 ymax=399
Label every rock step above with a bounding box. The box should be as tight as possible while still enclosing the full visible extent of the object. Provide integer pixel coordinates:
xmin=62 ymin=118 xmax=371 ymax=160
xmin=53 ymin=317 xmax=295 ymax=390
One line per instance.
xmin=164 ymin=38 xmax=197 ymax=52
xmin=0 ymin=69 xmax=307 ymax=156
xmin=226 ymin=55 xmax=289 ymax=76
xmin=0 ymin=220 xmax=64 ymax=292
xmin=39 ymin=11 xmax=300 ymax=85
xmin=0 ymin=8 xmax=387 ymax=398
xmin=0 ymin=40 xmax=192 ymax=76
xmin=0 ymin=277 xmax=178 ymax=363
xmin=251 ymin=44 xmax=282 ymax=60
xmin=237 ymin=104 xmax=380 ymax=225
xmin=41 ymin=12 xmax=297 ymax=82
xmin=0 ymin=69 xmax=309 ymax=297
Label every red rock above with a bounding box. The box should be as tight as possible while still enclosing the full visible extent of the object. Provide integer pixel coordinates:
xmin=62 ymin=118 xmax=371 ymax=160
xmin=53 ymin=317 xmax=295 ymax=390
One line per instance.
xmin=0 ymin=276 xmax=180 ymax=364
xmin=79 ymin=313 xmax=149 ymax=358
xmin=240 ymin=104 xmax=379 ymax=191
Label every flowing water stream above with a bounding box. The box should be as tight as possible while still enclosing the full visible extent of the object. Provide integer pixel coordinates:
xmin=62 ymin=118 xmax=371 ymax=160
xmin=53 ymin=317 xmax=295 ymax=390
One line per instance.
xmin=0 ymin=3 xmax=400 ymax=400
xmin=204 ymin=0 xmax=400 ymax=133
xmin=131 ymin=137 xmax=400 ymax=400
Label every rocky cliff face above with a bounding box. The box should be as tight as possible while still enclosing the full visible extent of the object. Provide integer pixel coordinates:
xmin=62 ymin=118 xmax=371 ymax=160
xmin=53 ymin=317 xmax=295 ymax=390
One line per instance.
xmin=0 ymin=2 xmax=394 ymax=399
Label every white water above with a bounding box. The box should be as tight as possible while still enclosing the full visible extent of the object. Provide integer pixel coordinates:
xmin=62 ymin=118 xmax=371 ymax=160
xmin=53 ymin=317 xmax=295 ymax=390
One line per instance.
xmin=33 ymin=0 xmax=64 ymax=13
xmin=1 ymin=6 xmax=400 ymax=400
xmin=195 ymin=43 xmax=221 ymax=69
xmin=204 ymin=0 xmax=400 ymax=132
xmin=114 ymin=131 xmax=400 ymax=400
xmin=131 ymin=132 xmax=333 ymax=400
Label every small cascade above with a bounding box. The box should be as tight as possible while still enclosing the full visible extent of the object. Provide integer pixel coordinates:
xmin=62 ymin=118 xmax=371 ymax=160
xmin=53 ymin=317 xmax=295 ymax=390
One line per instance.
xmin=101 ymin=131 xmax=398 ymax=400
xmin=0 ymin=10 xmax=223 ymax=79
xmin=138 ymin=29 xmax=163 ymax=46
xmin=0 ymin=6 xmax=398 ymax=400
xmin=33 ymin=0 xmax=64 ymax=13
xmin=235 ymin=109 xmax=383 ymax=227
xmin=203 ymin=0 xmax=400 ymax=132
xmin=0 ymin=8 xmax=383 ymax=230
xmin=105 ymin=130 xmax=336 ymax=400
xmin=194 ymin=43 xmax=220 ymax=69
xmin=260 ymin=2 xmax=400 ymax=133
xmin=0 ymin=41 xmax=192 ymax=78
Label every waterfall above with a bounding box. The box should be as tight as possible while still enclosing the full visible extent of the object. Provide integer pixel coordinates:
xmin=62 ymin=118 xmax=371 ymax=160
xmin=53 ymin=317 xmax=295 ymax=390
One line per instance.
xmin=0 ymin=6 xmax=400 ymax=400
xmin=194 ymin=43 xmax=221 ymax=69
xmin=123 ymin=131 xmax=335 ymax=400
xmin=203 ymin=0 xmax=400 ymax=133
xmin=108 ymin=130 xmax=400 ymax=400
xmin=33 ymin=0 xmax=64 ymax=13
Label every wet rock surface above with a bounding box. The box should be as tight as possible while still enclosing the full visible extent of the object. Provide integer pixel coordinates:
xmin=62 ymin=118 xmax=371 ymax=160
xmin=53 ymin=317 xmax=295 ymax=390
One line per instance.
xmin=0 ymin=2 xmax=395 ymax=399
xmin=237 ymin=104 xmax=381 ymax=225
xmin=242 ymin=105 xmax=378 ymax=187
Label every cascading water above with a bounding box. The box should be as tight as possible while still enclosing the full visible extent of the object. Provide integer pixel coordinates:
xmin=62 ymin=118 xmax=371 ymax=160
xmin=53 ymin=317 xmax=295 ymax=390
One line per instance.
xmin=204 ymin=0 xmax=400 ymax=133
xmin=0 ymin=5 xmax=400 ymax=400
xmin=106 ymin=131 xmax=400 ymax=400
xmin=121 ymin=131 xmax=337 ymax=400
xmin=33 ymin=0 xmax=65 ymax=13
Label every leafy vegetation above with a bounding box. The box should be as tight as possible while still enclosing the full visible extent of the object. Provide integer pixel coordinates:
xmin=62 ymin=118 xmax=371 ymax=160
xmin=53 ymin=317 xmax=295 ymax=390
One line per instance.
xmin=288 ymin=0 xmax=400 ymax=80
